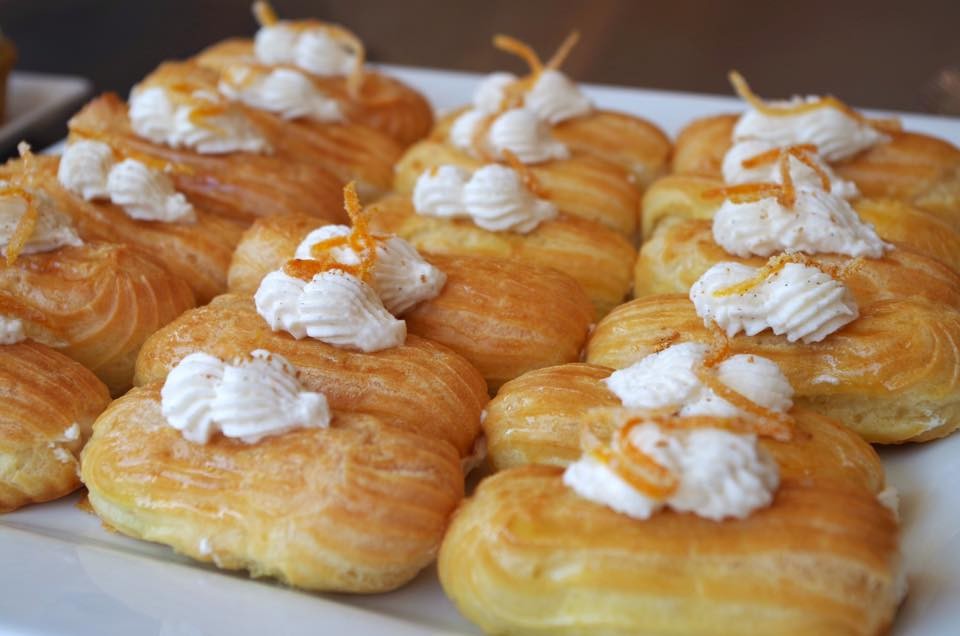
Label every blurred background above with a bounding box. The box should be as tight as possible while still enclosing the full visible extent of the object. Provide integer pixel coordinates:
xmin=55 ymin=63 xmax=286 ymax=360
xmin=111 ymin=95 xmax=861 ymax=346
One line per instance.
xmin=0 ymin=0 xmax=958 ymax=155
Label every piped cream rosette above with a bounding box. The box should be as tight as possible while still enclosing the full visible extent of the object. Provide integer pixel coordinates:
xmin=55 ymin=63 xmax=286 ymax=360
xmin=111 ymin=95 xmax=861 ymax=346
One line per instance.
xmin=255 ymin=183 xmax=446 ymax=352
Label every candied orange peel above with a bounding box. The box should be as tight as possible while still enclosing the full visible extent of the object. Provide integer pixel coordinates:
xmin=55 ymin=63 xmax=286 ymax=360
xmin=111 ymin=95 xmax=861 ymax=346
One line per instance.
xmin=741 ymin=144 xmax=832 ymax=193
xmin=2 ymin=143 xmax=43 ymax=265
xmin=252 ymin=1 xmax=366 ymax=97
xmin=706 ymin=150 xmax=811 ymax=208
xmin=501 ymin=149 xmax=549 ymax=198
xmin=728 ymin=70 xmax=901 ymax=133
xmin=712 ymin=252 xmax=826 ymax=298
xmin=490 ymin=31 xmax=580 ymax=110
xmin=283 ymin=181 xmax=378 ymax=282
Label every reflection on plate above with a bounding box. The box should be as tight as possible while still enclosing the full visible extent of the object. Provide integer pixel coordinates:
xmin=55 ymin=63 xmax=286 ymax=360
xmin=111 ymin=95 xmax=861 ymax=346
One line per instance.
xmin=0 ymin=71 xmax=91 ymax=155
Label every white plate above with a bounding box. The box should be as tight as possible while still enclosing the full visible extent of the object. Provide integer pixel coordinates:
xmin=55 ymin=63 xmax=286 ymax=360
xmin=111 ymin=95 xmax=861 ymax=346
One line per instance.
xmin=0 ymin=71 xmax=91 ymax=151
xmin=2 ymin=64 xmax=959 ymax=636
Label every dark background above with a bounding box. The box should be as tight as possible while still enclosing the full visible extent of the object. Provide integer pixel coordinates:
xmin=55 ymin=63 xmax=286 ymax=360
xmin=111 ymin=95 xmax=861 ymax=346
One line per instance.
xmin=1 ymin=0 xmax=959 ymax=149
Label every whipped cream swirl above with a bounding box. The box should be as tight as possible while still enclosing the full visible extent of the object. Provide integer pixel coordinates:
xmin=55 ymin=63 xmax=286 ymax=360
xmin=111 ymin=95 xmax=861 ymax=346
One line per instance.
xmin=0 ymin=316 xmax=25 ymax=345
xmin=255 ymin=269 xmax=406 ymax=352
xmin=604 ymin=342 xmax=794 ymax=417
xmin=564 ymin=422 xmax=779 ymax=521
xmin=450 ymin=107 xmax=569 ymax=164
xmin=254 ymin=23 xmax=357 ymax=77
xmin=721 ymin=139 xmax=858 ymax=199
xmin=413 ymin=164 xmax=558 ymax=233
xmin=690 ymin=261 xmax=859 ymax=343
xmin=219 ymin=66 xmax=343 ymax=123
xmin=294 ymin=225 xmax=446 ymax=315
xmin=469 ymin=69 xmax=592 ymax=124
xmin=0 ymin=187 xmax=82 ymax=259
xmin=59 ymin=140 xmax=196 ymax=223
xmin=129 ymin=85 xmax=270 ymax=155
xmin=712 ymin=186 xmax=889 ymax=259
xmin=160 ymin=349 xmax=330 ymax=444
xmin=734 ymin=96 xmax=888 ymax=162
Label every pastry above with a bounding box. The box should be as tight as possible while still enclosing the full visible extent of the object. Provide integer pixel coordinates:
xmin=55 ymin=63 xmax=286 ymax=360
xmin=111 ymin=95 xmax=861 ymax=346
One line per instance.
xmin=0 ymin=158 xmax=196 ymax=395
xmin=440 ymin=455 xmax=899 ymax=635
xmin=0 ymin=151 xmax=244 ymax=304
xmin=395 ymin=138 xmax=640 ymax=237
xmin=67 ymin=93 xmax=347 ymax=225
xmin=126 ymin=59 xmax=402 ymax=199
xmin=671 ymin=73 xmax=960 ymax=223
xmin=194 ymin=1 xmax=434 ymax=148
xmin=227 ymin=212 xmax=594 ymax=391
xmin=133 ymin=294 xmax=486 ymax=457
xmin=587 ymin=289 xmax=960 ymax=443
xmin=635 ymin=217 xmax=960 ymax=306
xmin=0 ymin=340 xmax=110 ymax=512
xmin=81 ymin=351 xmax=463 ymax=593
xmin=429 ymin=33 xmax=670 ymax=190
xmin=367 ymin=191 xmax=635 ymax=317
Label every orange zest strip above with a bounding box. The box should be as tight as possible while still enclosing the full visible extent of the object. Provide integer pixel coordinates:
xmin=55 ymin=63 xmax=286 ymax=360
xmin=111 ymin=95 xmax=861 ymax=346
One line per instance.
xmin=469 ymin=113 xmax=499 ymax=162
xmin=693 ymin=367 xmax=795 ymax=441
xmin=544 ymin=30 xmax=581 ymax=71
xmin=493 ymin=34 xmax=543 ymax=76
xmin=702 ymin=182 xmax=784 ymax=204
xmin=712 ymin=252 xmax=814 ymax=298
xmin=3 ymin=143 xmax=43 ymax=265
xmin=252 ymin=1 xmax=278 ymax=27
xmin=740 ymin=144 xmax=818 ymax=168
xmin=289 ymin=181 xmax=378 ymax=282
xmin=703 ymin=322 xmax=731 ymax=367
xmin=728 ymin=70 xmax=899 ymax=133
xmin=590 ymin=446 xmax=679 ymax=499
xmin=777 ymin=153 xmax=797 ymax=208
xmin=501 ymin=148 xmax=549 ymax=198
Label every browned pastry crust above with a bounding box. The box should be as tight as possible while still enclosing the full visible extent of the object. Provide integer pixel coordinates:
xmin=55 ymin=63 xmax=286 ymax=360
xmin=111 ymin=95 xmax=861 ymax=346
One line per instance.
xmin=133 ymin=294 xmax=487 ymax=456
xmin=195 ymin=38 xmax=434 ymax=147
xmin=68 ymin=93 xmax=348 ymax=225
xmin=586 ymin=294 xmax=960 ymax=443
xmin=671 ymin=112 xmax=960 ymax=223
xmin=226 ymin=213 xmax=594 ymax=391
xmin=394 ymin=139 xmax=641 ymax=237
xmin=132 ymin=61 xmax=404 ymax=198
xmin=0 ymin=342 xmax=110 ymax=512
xmin=640 ymin=174 xmax=960 ymax=264
xmin=0 ymin=243 xmax=196 ymax=395
xmin=432 ymin=106 xmax=672 ymax=191
xmin=440 ymin=457 xmax=900 ymax=636
xmin=367 ymin=194 xmax=636 ymax=316
xmin=635 ymin=217 xmax=960 ymax=308
xmin=81 ymin=384 xmax=463 ymax=592
xmin=0 ymin=155 xmax=245 ymax=304
xmin=484 ymin=362 xmax=889 ymax=490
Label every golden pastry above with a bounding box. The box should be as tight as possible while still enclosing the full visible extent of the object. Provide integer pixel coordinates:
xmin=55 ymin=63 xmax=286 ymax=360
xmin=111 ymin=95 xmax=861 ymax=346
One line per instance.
xmin=67 ymin=93 xmax=347 ymax=225
xmin=587 ymin=292 xmax=960 ymax=443
xmin=394 ymin=139 xmax=640 ymax=237
xmin=671 ymin=73 xmax=960 ymax=223
xmin=0 ymin=153 xmax=244 ymax=304
xmin=429 ymin=33 xmax=670 ymax=190
xmin=133 ymin=294 xmax=486 ymax=456
xmin=641 ymin=174 xmax=960 ymax=261
xmin=440 ymin=455 xmax=899 ymax=636
xmin=367 ymin=193 xmax=635 ymax=316
xmin=126 ymin=60 xmax=402 ymax=198
xmin=81 ymin=381 xmax=463 ymax=593
xmin=635 ymin=216 xmax=960 ymax=305
xmin=193 ymin=2 xmax=434 ymax=148
xmin=228 ymin=213 xmax=594 ymax=391
xmin=0 ymin=341 xmax=110 ymax=512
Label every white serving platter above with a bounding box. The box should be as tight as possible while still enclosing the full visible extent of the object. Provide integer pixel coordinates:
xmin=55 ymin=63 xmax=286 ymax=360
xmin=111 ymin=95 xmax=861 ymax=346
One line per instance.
xmin=1 ymin=64 xmax=959 ymax=636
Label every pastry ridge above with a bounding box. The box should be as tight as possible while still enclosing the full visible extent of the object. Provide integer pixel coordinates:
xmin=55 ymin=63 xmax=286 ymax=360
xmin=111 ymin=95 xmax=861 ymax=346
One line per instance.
xmin=133 ymin=294 xmax=487 ymax=456
xmin=367 ymin=194 xmax=636 ymax=316
xmin=586 ymin=294 xmax=960 ymax=442
xmin=0 ymin=342 xmax=111 ymax=512
xmin=0 ymin=243 xmax=196 ymax=395
xmin=81 ymin=384 xmax=463 ymax=592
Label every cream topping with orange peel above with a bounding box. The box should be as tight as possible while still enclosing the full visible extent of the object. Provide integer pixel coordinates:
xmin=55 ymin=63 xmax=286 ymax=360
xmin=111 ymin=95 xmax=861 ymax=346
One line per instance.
xmin=1 ymin=143 xmax=82 ymax=265
xmin=729 ymin=71 xmax=895 ymax=162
